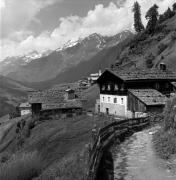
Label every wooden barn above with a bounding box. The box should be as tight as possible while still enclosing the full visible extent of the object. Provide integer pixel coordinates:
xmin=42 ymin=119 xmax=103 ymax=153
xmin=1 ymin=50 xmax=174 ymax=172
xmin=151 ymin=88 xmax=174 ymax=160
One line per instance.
xmin=28 ymin=88 xmax=83 ymax=118
xmin=28 ymin=91 xmax=43 ymax=116
xmin=40 ymin=100 xmax=83 ymax=120
xmin=65 ymin=89 xmax=75 ymax=100
xmin=128 ymin=89 xmax=167 ymax=117
xmin=97 ymin=65 xmax=176 ymax=118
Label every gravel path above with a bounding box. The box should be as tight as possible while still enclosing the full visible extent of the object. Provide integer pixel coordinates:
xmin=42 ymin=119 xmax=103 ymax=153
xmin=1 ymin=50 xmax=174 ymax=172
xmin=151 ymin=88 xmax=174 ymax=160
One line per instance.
xmin=112 ymin=126 xmax=176 ymax=180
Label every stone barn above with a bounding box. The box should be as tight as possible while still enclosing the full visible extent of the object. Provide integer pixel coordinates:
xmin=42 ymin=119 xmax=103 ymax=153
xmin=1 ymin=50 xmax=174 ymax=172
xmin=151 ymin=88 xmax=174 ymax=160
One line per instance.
xmin=28 ymin=88 xmax=83 ymax=119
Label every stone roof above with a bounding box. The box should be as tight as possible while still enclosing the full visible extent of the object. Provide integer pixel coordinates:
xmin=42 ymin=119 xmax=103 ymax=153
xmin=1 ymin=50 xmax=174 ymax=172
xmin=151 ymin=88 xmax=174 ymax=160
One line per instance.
xmin=28 ymin=88 xmax=82 ymax=110
xmin=109 ymin=68 xmax=176 ymax=81
xmin=28 ymin=89 xmax=65 ymax=104
xmin=19 ymin=102 xmax=31 ymax=108
xmin=128 ymin=89 xmax=167 ymax=106
xmin=42 ymin=100 xmax=82 ymax=110
xmin=171 ymin=82 xmax=176 ymax=87
xmin=65 ymin=89 xmax=74 ymax=93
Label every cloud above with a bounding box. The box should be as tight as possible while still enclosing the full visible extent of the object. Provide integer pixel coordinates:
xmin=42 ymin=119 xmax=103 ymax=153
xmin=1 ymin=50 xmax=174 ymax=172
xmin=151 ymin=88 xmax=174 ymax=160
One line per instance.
xmin=0 ymin=0 xmax=175 ymax=60
xmin=1 ymin=0 xmax=60 ymax=38
xmin=0 ymin=0 xmax=5 ymax=9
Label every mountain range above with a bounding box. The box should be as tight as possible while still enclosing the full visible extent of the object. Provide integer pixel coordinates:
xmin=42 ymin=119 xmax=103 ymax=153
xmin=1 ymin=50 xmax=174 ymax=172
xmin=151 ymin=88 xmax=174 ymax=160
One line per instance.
xmin=0 ymin=31 xmax=133 ymax=84
xmin=1 ymin=14 xmax=176 ymax=117
xmin=0 ymin=30 xmax=134 ymax=117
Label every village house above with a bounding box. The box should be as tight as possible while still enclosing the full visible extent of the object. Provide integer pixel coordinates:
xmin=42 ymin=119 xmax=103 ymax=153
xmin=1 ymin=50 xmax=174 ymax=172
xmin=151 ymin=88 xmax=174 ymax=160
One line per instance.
xmin=28 ymin=88 xmax=83 ymax=119
xmin=88 ymin=70 xmax=102 ymax=84
xmin=19 ymin=102 xmax=31 ymax=116
xmin=96 ymin=64 xmax=176 ymax=118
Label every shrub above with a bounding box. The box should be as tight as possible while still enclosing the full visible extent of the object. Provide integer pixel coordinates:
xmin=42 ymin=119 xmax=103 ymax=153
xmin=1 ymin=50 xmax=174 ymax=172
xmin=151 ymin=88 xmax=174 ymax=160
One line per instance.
xmin=130 ymin=32 xmax=148 ymax=48
xmin=163 ymin=96 xmax=176 ymax=131
xmin=153 ymin=97 xmax=176 ymax=159
xmin=0 ymin=151 xmax=43 ymax=180
xmin=153 ymin=128 xmax=176 ymax=159
xmin=0 ymin=152 xmax=11 ymax=163
xmin=157 ymin=34 xmax=165 ymax=41
xmin=171 ymin=31 xmax=176 ymax=41
xmin=157 ymin=43 xmax=168 ymax=54
xmin=145 ymin=53 xmax=155 ymax=68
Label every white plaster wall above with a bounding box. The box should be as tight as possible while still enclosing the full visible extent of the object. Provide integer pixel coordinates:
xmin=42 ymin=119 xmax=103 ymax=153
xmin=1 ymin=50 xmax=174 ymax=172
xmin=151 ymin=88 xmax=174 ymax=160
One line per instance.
xmin=21 ymin=110 xmax=31 ymax=116
xmin=100 ymin=94 xmax=128 ymax=117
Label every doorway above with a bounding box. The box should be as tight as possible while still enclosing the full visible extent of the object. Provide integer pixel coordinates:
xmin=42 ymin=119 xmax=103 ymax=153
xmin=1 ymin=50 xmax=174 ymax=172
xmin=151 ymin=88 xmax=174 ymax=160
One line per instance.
xmin=106 ymin=108 xmax=109 ymax=115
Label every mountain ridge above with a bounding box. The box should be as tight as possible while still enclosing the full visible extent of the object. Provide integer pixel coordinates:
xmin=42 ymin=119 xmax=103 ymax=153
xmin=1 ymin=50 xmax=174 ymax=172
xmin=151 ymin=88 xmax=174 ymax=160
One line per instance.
xmin=1 ymin=31 xmax=133 ymax=83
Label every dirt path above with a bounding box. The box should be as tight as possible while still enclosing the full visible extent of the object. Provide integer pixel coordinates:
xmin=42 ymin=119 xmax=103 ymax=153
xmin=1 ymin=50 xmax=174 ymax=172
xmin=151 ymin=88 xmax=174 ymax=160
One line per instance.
xmin=112 ymin=126 xmax=176 ymax=180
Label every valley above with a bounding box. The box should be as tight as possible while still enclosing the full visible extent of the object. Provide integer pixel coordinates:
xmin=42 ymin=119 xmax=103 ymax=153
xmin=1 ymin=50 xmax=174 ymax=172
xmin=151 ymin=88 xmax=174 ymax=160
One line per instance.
xmin=0 ymin=2 xmax=176 ymax=180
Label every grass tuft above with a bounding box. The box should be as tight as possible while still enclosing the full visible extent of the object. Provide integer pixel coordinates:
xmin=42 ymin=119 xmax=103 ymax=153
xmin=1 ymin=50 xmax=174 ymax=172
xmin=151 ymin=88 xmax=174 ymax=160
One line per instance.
xmin=153 ymin=96 xmax=176 ymax=159
xmin=0 ymin=151 xmax=43 ymax=180
xmin=38 ymin=150 xmax=88 ymax=180
xmin=153 ymin=128 xmax=176 ymax=159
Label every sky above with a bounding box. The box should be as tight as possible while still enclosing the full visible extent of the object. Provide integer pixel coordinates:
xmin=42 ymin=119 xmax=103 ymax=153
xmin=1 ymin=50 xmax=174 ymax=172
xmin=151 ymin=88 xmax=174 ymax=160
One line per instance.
xmin=0 ymin=0 xmax=175 ymax=60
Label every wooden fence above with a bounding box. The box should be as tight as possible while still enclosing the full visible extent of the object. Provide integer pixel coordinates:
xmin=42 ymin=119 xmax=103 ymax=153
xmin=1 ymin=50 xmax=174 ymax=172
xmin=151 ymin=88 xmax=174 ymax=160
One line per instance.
xmin=87 ymin=117 xmax=150 ymax=180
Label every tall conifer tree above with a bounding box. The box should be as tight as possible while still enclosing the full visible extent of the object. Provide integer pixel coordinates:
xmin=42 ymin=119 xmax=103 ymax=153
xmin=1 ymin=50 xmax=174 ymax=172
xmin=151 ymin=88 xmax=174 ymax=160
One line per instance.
xmin=132 ymin=1 xmax=144 ymax=33
xmin=145 ymin=4 xmax=159 ymax=34
xmin=173 ymin=3 xmax=176 ymax=11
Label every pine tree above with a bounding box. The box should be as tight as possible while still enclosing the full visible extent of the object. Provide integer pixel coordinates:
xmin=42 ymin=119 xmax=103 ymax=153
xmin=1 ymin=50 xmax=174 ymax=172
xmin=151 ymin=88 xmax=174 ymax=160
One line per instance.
xmin=132 ymin=1 xmax=145 ymax=33
xmin=164 ymin=8 xmax=175 ymax=19
xmin=173 ymin=3 xmax=176 ymax=11
xmin=159 ymin=7 xmax=175 ymax=23
xmin=145 ymin=4 xmax=159 ymax=34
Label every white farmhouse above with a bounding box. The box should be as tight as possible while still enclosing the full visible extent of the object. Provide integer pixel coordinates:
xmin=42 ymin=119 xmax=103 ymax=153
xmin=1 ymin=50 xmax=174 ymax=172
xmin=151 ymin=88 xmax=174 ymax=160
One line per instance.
xmin=19 ymin=102 xmax=31 ymax=116
xmin=96 ymin=65 xmax=176 ymax=118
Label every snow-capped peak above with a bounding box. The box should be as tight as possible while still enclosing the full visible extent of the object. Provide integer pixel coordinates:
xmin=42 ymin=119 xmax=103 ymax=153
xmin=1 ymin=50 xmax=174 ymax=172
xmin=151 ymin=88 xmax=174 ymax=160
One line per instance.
xmin=56 ymin=39 xmax=81 ymax=52
xmin=23 ymin=51 xmax=42 ymax=62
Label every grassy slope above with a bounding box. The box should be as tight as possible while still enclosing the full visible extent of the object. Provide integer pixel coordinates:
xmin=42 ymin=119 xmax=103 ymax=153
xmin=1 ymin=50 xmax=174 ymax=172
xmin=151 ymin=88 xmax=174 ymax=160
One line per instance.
xmin=82 ymin=84 xmax=99 ymax=110
xmin=0 ymin=76 xmax=32 ymax=117
xmin=116 ymin=15 xmax=176 ymax=71
xmin=153 ymin=97 xmax=176 ymax=160
xmin=0 ymin=114 xmax=112 ymax=179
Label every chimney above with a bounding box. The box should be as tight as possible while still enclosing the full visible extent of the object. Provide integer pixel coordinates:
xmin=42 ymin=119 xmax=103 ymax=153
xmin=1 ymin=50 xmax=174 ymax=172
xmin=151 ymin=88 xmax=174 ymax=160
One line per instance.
xmin=159 ymin=63 xmax=166 ymax=71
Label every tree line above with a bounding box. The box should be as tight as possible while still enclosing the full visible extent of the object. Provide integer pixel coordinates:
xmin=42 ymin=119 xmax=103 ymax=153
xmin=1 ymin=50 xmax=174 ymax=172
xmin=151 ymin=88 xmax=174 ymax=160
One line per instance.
xmin=132 ymin=1 xmax=176 ymax=34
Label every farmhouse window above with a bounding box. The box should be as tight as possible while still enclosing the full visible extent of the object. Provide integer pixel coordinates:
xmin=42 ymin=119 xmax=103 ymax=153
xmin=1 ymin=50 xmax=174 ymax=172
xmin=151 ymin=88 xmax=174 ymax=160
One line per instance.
xmin=107 ymin=84 xmax=111 ymax=90
xmin=102 ymin=85 xmax=105 ymax=90
xmin=115 ymin=84 xmax=118 ymax=90
xmin=121 ymin=98 xmax=124 ymax=104
xmin=114 ymin=98 xmax=117 ymax=103
xmin=155 ymin=83 xmax=160 ymax=89
xmin=121 ymin=84 xmax=124 ymax=91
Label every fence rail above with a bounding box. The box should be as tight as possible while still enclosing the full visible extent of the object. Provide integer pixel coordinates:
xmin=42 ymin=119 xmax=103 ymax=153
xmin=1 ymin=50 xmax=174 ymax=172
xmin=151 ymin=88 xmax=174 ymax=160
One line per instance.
xmin=87 ymin=117 xmax=150 ymax=180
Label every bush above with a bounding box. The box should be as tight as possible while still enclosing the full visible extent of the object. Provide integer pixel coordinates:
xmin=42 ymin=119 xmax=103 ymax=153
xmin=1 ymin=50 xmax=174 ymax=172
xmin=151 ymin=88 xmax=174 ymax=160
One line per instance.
xmin=157 ymin=43 xmax=168 ymax=54
xmin=0 ymin=152 xmax=11 ymax=163
xmin=163 ymin=97 xmax=176 ymax=131
xmin=0 ymin=151 xmax=43 ymax=180
xmin=129 ymin=32 xmax=148 ymax=48
xmin=156 ymin=33 xmax=165 ymax=41
xmin=171 ymin=31 xmax=176 ymax=41
xmin=153 ymin=97 xmax=176 ymax=159
xmin=145 ymin=53 xmax=155 ymax=68
xmin=153 ymin=128 xmax=176 ymax=159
